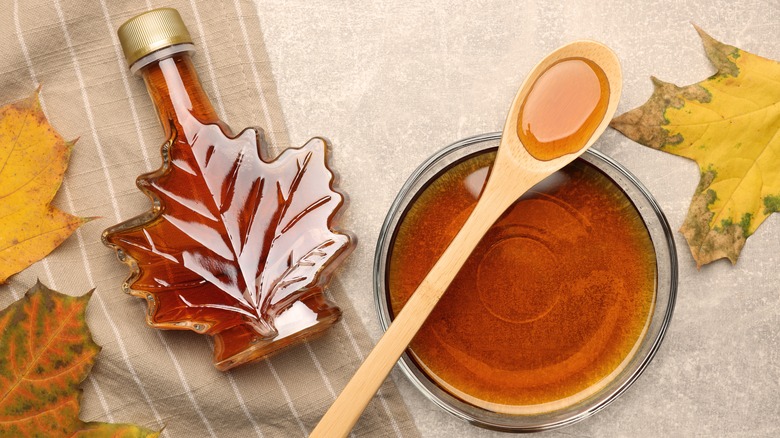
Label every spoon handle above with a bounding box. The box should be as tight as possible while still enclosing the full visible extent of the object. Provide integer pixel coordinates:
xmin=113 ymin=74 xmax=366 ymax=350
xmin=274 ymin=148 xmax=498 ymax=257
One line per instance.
xmin=311 ymin=184 xmax=524 ymax=438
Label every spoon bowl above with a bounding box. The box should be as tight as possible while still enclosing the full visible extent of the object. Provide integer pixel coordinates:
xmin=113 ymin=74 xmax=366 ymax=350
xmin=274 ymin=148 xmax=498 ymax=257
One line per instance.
xmin=312 ymin=41 xmax=623 ymax=438
xmin=485 ymin=41 xmax=622 ymax=215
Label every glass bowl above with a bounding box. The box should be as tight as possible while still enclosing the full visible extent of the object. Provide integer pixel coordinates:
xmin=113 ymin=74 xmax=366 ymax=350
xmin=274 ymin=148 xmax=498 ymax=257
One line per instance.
xmin=374 ymin=132 xmax=677 ymax=432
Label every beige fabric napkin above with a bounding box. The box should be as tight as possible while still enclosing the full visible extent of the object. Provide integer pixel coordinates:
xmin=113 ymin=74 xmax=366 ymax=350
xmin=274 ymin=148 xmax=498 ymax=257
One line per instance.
xmin=0 ymin=0 xmax=420 ymax=436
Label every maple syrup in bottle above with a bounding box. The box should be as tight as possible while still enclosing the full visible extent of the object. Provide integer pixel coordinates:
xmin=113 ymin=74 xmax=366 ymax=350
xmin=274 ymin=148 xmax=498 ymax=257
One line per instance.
xmin=388 ymin=150 xmax=656 ymax=413
xmin=105 ymin=8 xmax=353 ymax=370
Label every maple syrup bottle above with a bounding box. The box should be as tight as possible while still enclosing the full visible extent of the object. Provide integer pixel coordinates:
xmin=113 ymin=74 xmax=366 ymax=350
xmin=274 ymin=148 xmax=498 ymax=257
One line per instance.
xmin=106 ymin=8 xmax=353 ymax=370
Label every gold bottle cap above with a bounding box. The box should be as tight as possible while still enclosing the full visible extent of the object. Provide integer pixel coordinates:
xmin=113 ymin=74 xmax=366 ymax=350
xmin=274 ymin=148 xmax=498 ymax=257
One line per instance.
xmin=118 ymin=8 xmax=193 ymax=68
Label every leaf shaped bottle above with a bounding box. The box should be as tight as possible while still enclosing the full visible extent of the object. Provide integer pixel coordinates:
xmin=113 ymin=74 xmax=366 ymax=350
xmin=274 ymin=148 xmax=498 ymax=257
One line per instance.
xmin=104 ymin=8 xmax=353 ymax=370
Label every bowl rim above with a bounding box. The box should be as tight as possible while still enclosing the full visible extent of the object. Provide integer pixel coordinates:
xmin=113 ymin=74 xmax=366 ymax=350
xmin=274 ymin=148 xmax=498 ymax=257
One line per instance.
xmin=373 ymin=132 xmax=678 ymax=432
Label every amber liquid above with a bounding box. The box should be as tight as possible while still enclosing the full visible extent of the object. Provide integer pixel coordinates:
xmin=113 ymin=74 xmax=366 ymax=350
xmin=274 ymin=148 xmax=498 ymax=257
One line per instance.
xmin=103 ymin=53 xmax=350 ymax=370
xmin=518 ymin=58 xmax=610 ymax=161
xmin=388 ymin=151 xmax=655 ymax=413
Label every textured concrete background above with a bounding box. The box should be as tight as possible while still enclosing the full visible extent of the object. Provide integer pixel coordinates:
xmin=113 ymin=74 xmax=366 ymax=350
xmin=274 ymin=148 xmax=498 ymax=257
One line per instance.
xmin=255 ymin=1 xmax=779 ymax=436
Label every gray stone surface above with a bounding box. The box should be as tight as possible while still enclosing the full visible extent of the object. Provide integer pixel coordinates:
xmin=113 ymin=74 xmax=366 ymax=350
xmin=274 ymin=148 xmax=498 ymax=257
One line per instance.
xmin=255 ymin=1 xmax=779 ymax=436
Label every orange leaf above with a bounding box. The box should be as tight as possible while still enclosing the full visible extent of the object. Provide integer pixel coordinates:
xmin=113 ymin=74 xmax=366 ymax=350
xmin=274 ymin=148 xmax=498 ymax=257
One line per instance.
xmin=0 ymin=90 xmax=91 ymax=283
xmin=0 ymin=282 xmax=159 ymax=437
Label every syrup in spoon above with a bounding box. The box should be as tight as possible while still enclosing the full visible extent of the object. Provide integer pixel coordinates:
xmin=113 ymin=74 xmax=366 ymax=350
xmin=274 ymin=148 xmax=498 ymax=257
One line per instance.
xmin=518 ymin=57 xmax=610 ymax=161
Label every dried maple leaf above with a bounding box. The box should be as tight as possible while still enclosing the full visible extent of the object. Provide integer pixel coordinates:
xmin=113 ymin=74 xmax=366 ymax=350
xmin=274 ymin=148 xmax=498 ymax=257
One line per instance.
xmin=0 ymin=282 xmax=160 ymax=437
xmin=103 ymin=122 xmax=351 ymax=365
xmin=0 ymin=90 xmax=90 ymax=283
xmin=611 ymin=26 xmax=780 ymax=267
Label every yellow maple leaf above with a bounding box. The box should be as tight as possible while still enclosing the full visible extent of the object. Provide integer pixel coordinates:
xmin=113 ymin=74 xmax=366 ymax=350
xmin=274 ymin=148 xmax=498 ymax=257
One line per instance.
xmin=611 ymin=26 xmax=780 ymax=267
xmin=0 ymin=90 xmax=90 ymax=283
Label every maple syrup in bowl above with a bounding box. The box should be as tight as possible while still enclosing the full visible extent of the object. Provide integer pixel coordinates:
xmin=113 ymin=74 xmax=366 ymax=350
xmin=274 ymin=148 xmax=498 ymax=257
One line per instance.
xmin=375 ymin=133 xmax=677 ymax=431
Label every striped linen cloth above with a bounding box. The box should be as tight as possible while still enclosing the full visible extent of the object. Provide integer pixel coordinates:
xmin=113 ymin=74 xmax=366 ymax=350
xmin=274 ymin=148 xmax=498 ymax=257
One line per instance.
xmin=0 ymin=0 xmax=420 ymax=436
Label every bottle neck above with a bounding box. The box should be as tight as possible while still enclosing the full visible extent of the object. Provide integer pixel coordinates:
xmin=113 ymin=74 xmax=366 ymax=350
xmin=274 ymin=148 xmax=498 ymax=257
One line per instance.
xmin=139 ymin=51 xmax=223 ymax=139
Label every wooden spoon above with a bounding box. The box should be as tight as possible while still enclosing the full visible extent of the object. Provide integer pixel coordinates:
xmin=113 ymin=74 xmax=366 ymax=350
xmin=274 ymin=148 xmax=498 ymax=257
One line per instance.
xmin=311 ymin=41 xmax=622 ymax=437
